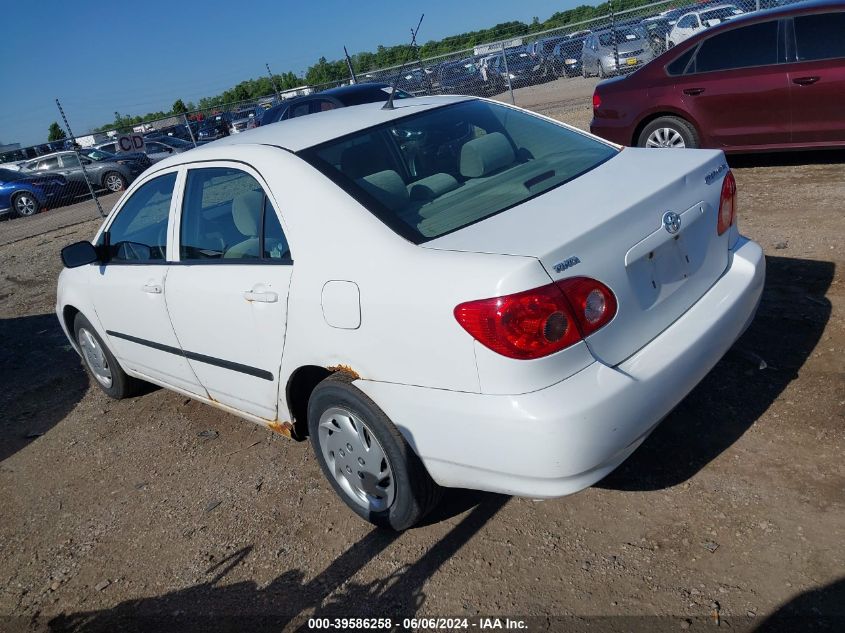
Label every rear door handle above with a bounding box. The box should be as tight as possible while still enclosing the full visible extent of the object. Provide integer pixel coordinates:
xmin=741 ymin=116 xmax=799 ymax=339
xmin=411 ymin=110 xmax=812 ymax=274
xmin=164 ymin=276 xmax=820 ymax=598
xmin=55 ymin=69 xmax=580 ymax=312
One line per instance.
xmin=683 ymin=88 xmax=705 ymax=96
xmin=142 ymin=283 xmax=163 ymax=294
xmin=792 ymin=76 xmax=820 ymax=86
xmin=244 ymin=290 xmax=278 ymax=303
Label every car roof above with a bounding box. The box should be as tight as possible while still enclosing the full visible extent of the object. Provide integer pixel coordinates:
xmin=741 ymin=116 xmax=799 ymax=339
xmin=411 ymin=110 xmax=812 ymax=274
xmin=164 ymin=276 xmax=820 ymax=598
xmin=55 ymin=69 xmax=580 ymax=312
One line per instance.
xmin=155 ymin=96 xmax=473 ymax=158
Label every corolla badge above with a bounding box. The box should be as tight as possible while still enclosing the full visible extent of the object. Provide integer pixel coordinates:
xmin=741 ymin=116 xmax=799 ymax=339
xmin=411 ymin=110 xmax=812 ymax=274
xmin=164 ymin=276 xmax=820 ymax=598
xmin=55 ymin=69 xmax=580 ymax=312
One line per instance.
xmin=705 ymin=163 xmax=728 ymax=185
xmin=553 ymin=256 xmax=581 ymax=273
xmin=662 ymin=211 xmax=682 ymax=235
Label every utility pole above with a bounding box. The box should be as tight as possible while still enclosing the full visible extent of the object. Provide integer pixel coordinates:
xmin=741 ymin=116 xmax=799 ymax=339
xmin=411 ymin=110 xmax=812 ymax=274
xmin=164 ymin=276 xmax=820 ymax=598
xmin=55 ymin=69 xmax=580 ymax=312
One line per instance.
xmin=266 ymin=63 xmax=282 ymax=103
xmin=343 ymin=46 xmax=358 ymax=84
xmin=56 ymin=98 xmax=105 ymax=218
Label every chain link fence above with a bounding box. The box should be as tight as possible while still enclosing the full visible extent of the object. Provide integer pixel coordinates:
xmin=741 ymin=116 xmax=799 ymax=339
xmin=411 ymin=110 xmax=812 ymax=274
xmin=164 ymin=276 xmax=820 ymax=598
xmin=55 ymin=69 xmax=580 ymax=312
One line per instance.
xmin=1 ymin=0 xmax=794 ymax=243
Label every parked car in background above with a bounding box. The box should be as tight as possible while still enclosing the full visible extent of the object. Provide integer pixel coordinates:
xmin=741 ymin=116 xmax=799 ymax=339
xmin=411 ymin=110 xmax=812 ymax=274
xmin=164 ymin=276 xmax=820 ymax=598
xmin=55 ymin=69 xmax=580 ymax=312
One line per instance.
xmin=56 ymin=95 xmax=763 ymax=530
xmin=256 ymin=83 xmax=413 ymax=127
xmin=551 ymin=34 xmax=591 ymax=77
xmin=96 ymin=139 xmax=189 ymax=163
xmin=20 ymin=150 xmax=146 ymax=195
xmin=230 ymin=108 xmax=257 ymax=134
xmin=582 ymin=25 xmax=656 ymax=78
xmin=0 ymin=168 xmax=67 ymax=218
xmin=530 ymin=35 xmax=569 ymax=79
xmin=640 ymin=15 xmax=673 ymax=54
xmin=197 ymin=113 xmax=232 ymax=141
xmin=150 ymin=136 xmax=195 ymax=152
xmin=486 ymin=49 xmax=544 ymax=90
xmin=438 ymin=59 xmax=488 ymax=95
xmin=146 ymin=122 xmax=198 ymax=142
xmin=590 ymin=0 xmax=845 ymax=152
xmin=667 ymin=4 xmax=744 ymax=47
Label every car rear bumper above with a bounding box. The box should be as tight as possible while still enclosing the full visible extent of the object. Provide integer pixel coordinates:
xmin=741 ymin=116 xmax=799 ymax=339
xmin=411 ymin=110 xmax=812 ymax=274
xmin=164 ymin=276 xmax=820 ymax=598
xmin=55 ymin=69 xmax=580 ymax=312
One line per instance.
xmin=590 ymin=116 xmax=634 ymax=146
xmin=356 ymin=236 xmax=765 ymax=497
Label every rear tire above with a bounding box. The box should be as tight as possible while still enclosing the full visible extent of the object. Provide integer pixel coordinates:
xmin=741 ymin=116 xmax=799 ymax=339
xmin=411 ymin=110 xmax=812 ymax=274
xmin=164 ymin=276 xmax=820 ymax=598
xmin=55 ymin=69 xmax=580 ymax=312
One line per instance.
xmin=73 ymin=313 xmax=143 ymax=399
xmin=308 ymin=375 xmax=441 ymax=530
xmin=637 ymin=116 xmax=700 ymax=149
xmin=11 ymin=191 xmax=40 ymax=217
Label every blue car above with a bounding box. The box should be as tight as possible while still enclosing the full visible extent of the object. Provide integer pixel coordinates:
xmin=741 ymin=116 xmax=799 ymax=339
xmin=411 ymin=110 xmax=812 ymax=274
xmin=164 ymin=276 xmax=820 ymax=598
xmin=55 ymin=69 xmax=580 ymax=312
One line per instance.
xmin=0 ymin=168 xmax=67 ymax=218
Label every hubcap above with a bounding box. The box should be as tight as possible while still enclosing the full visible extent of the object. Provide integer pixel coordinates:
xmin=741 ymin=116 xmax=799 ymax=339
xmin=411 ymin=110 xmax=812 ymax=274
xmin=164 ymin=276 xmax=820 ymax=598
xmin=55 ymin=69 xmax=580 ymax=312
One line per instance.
xmin=646 ymin=127 xmax=686 ymax=148
xmin=15 ymin=195 xmax=36 ymax=216
xmin=78 ymin=328 xmax=113 ymax=388
xmin=106 ymin=175 xmax=123 ymax=191
xmin=317 ymin=407 xmax=395 ymax=512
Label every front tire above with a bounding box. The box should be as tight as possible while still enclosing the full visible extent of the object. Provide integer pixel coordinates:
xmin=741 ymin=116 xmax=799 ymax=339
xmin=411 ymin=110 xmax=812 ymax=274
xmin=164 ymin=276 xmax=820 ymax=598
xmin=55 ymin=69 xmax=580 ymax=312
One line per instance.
xmin=74 ymin=313 xmax=143 ymax=399
xmin=638 ymin=116 xmax=700 ymax=149
xmin=103 ymin=171 xmax=127 ymax=193
xmin=308 ymin=375 xmax=441 ymax=530
xmin=11 ymin=192 xmax=40 ymax=217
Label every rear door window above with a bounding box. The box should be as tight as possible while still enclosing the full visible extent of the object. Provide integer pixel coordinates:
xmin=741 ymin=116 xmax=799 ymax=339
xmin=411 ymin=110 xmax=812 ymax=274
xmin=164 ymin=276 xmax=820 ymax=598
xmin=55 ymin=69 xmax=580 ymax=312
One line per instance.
xmin=794 ymin=12 xmax=845 ymax=61
xmin=692 ymin=21 xmax=778 ymax=73
xmin=179 ymin=167 xmax=291 ymax=263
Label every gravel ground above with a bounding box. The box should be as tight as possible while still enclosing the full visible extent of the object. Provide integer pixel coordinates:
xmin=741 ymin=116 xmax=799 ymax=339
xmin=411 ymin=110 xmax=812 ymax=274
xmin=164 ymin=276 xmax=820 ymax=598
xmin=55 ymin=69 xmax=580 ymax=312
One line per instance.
xmin=0 ymin=79 xmax=842 ymax=632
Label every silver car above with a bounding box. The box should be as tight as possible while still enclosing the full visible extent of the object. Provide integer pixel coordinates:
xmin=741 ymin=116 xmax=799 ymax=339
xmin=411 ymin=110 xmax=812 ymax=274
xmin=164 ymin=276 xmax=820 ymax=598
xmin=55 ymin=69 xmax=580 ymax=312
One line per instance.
xmin=582 ymin=25 xmax=655 ymax=78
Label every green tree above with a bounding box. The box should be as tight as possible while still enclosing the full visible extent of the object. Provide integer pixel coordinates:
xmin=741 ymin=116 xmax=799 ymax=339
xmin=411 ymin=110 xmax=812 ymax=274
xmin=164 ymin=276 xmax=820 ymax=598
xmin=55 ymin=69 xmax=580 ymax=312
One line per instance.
xmin=171 ymin=99 xmax=188 ymax=114
xmin=47 ymin=122 xmax=66 ymax=142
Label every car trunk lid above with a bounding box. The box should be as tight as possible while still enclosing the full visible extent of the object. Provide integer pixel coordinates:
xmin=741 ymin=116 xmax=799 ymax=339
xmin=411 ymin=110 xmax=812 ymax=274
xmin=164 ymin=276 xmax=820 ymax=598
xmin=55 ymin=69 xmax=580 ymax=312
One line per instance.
xmin=424 ymin=147 xmax=733 ymax=367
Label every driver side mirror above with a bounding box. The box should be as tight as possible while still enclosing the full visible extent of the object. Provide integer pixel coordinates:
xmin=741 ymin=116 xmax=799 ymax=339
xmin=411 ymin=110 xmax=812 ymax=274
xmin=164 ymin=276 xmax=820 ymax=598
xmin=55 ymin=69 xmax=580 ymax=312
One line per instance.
xmin=61 ymin=240 xmax=99 ymax=268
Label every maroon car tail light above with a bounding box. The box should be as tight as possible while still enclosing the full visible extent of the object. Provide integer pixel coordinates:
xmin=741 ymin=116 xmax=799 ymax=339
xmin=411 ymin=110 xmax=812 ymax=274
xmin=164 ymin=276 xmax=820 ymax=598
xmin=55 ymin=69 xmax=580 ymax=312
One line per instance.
xmin=717 ymin=171 xmax=737 ymax=235
xmin=592 ymin=91 xmax=602 ymax=111
xmin=454 ymin=278 xmax=617 ymax=360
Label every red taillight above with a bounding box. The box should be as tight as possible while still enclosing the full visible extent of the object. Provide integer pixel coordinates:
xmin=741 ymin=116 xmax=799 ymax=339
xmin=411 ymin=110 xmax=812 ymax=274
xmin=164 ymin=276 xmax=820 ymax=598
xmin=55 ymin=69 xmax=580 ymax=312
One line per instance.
xmin=592 ymin=92 xmax=602 ymax=110
xmin=717 ymin=170 xmax=737 ymax=235
xmin=454 ymin=277 xmax=617 ymax=360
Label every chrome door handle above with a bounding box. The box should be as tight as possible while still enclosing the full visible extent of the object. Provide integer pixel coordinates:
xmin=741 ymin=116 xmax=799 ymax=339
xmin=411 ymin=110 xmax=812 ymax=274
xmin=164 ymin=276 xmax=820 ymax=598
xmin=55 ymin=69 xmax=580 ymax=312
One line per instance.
xmin=142 ymin=283 xmax=163 ymax=294
xmin=244 ymin=290 xmax=278 ymax=303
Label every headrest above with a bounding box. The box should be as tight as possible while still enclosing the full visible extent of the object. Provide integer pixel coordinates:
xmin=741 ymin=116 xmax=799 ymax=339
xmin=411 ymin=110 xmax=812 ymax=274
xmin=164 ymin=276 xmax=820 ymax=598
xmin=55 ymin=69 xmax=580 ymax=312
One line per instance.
xmin=232 ymin=190 xmax=263 ymax=236
xmin=408 ymin=173 xmax=460 ymax=201
xmin=460 ymin=132 xmax=515 ymax=178
xmin=357 ymin=170 xmax=409 ymax=210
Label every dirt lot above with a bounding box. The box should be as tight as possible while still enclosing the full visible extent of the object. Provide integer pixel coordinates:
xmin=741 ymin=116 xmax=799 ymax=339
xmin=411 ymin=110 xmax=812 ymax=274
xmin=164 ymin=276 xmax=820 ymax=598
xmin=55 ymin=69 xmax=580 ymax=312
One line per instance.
xmin=1 ymin=78 xmax=843 ymax=632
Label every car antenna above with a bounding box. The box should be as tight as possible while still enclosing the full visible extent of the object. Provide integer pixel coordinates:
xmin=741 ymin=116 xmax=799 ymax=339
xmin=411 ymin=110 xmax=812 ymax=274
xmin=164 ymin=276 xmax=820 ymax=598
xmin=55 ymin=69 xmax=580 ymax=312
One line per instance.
xmin=383 ymin=14 xmax=424 ymax=110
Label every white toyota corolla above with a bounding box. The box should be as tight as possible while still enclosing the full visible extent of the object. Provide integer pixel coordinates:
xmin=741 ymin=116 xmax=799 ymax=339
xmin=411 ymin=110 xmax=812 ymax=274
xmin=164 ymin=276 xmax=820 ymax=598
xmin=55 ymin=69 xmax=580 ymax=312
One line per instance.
xmin=57 ymin=96 xmax=764 ymax=529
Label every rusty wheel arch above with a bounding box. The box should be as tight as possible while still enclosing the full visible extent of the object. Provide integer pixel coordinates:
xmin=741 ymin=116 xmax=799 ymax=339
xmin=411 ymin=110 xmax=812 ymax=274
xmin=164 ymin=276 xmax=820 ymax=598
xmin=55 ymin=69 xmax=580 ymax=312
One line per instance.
xmin=285 ymin=364 xmax=359 ymax=439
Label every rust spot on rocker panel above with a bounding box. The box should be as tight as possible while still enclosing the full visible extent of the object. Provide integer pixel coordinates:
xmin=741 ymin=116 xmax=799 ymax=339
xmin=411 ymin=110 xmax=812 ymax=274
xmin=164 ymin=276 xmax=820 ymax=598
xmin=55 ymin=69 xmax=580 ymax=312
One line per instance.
xmin=267 ymin=420 xmax=293 ymax=438
xmin=326 ymin=364 xmax=361 ymax=379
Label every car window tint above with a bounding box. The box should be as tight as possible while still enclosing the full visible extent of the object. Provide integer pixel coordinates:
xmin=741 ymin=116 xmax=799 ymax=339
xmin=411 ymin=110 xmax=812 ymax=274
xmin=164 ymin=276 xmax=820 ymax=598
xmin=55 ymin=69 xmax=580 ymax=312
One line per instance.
xmin=34 ymin=157 xmax=60 ymax=170
xmin=180 ymin=167 xmax=289 ymax=263
xmin=794 ymin=12 xmax=845 ymax=61
xmin=300 ymin=99 xmax=616 ymax=243
xmin=103 ymin=172 xmax=176 ymax=263
xmin=262 ymin=198 xmax=291 ymax=260
xmin=666 ymin=46 xmax=697 ymax=76
xmin=291 ymin=103 xmax=311 ymax=118
xmin=693 ymin=21 xmax=777 ymax=73
xmin=678 ymin=15 xmax=697 ymax=28
xmin=315 ymin=99 xmax=337 ymax=113
xmin=62 ymin=154 xmax=81 ymax=168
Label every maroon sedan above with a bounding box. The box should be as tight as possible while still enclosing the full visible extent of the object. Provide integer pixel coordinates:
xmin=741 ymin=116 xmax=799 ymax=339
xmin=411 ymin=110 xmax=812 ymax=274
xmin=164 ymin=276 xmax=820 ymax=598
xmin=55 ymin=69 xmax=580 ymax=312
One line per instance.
xmin=590 ymin=0 xmax=845 ymax=152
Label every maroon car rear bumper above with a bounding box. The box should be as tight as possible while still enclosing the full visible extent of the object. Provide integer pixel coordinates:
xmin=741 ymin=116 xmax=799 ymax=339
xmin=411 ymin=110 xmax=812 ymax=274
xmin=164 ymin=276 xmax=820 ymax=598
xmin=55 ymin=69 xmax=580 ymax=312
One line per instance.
xmin=590 ymin=117 xmax=633 ymax=146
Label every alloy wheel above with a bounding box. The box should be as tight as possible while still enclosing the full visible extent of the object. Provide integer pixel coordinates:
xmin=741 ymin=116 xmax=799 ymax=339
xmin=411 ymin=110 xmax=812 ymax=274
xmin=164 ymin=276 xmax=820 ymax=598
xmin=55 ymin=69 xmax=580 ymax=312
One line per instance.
xmin=646 ymin=127 xmax=686 ymax=148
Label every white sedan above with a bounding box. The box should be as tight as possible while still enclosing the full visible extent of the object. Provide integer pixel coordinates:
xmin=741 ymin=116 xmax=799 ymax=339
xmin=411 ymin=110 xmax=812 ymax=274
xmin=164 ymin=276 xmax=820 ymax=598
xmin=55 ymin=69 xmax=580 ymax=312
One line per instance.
xmin=56 ymin=96 xmax=765 ymax=529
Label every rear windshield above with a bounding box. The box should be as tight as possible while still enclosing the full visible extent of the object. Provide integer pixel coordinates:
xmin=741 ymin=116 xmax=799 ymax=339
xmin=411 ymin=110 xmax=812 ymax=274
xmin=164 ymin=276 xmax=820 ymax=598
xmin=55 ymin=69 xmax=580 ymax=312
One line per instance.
xmin=598 ymin=26 xmax=647 ymax=46
xmin=299 ymin=100 xmax=617 ymax=243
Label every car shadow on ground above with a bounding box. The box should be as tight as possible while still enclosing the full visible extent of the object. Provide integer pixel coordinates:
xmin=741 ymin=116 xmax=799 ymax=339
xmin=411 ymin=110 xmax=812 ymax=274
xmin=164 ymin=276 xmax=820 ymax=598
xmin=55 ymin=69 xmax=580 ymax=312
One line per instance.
xmin=0 ymin=313 xmax=89 ymax=463
xmin=599 ymin=254 xmax=834 ymax=492
xmin=728 ymin=149 xmax=845 ymax=168
xmin=47 ymin=495 xmax=509 ymax=632
xmin=753 ymin=576 xmax=845 ymax=632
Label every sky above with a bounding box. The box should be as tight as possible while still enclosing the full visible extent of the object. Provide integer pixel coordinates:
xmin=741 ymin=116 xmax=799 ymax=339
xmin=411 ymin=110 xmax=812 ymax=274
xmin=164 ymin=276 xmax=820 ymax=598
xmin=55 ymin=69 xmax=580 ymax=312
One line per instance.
xmin=0 ymin=0 xmax=586 ymax=147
